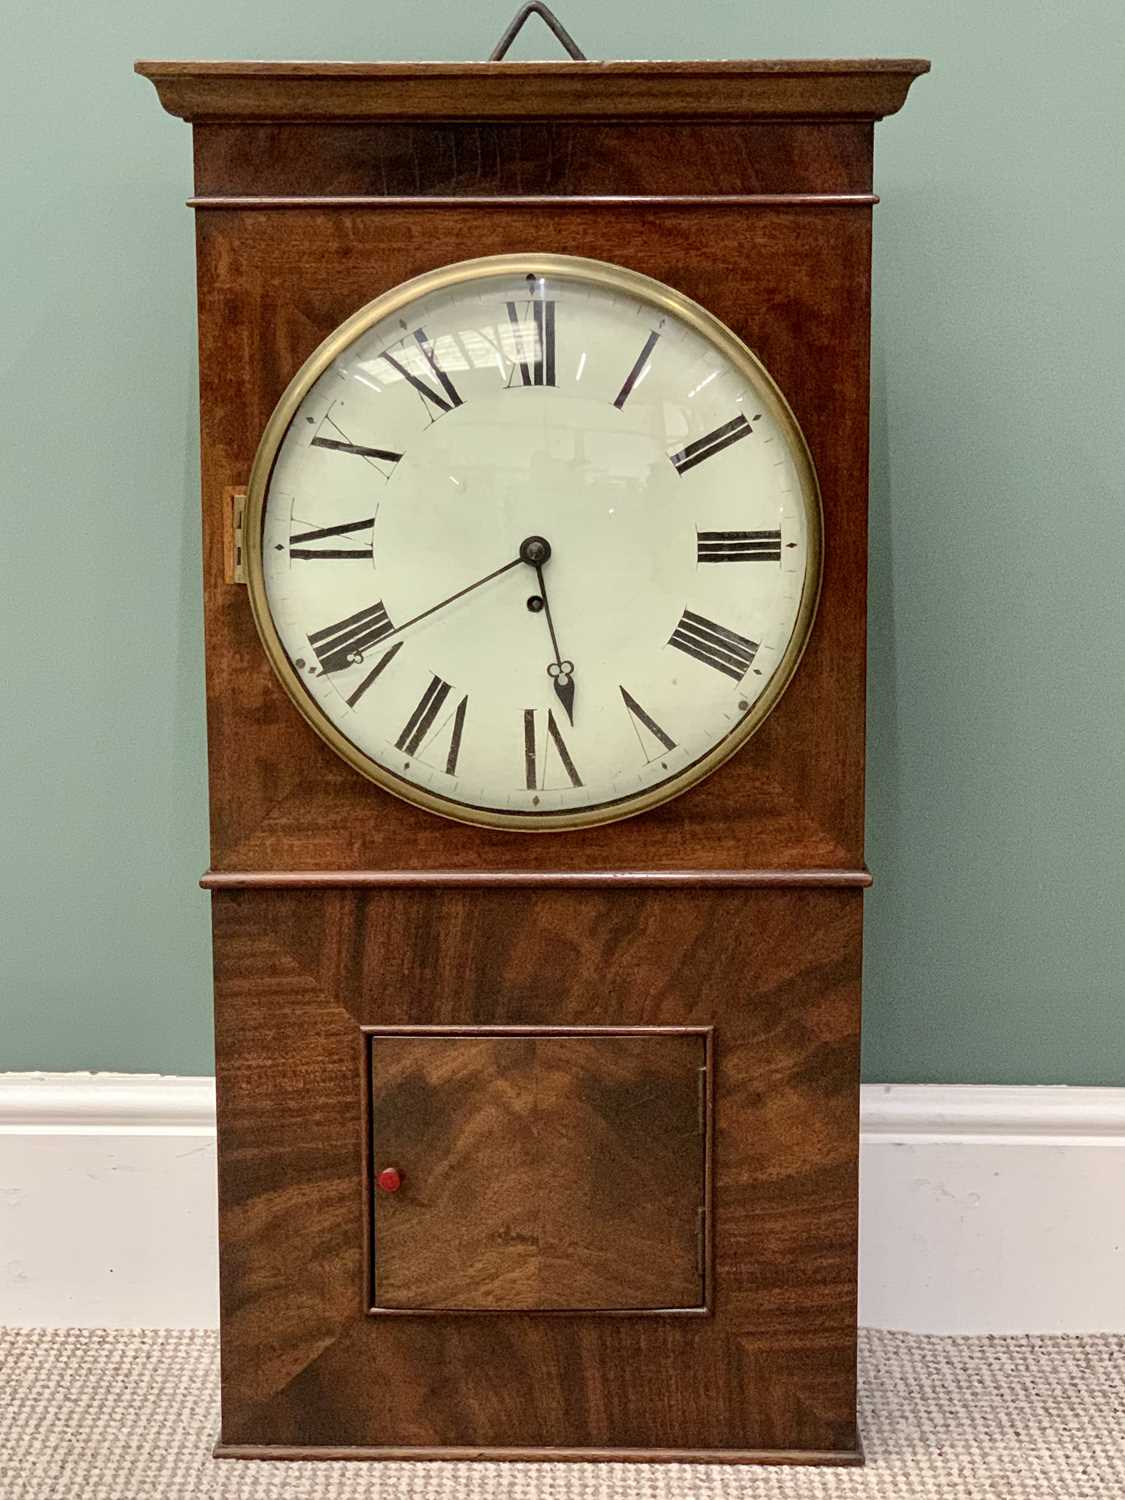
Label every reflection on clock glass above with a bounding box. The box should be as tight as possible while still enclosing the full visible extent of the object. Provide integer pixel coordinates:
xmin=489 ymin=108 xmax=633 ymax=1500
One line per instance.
xmin=254 ymin=258 xmax=820 ymax=828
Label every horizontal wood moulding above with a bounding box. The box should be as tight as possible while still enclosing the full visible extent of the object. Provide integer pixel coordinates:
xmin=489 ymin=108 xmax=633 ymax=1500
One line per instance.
xmin=188 ymin=193 xmax=879 ymax=210
xmin=360 ymin=1024 xmax=713 ymax=1035
xmin=366 ymin=1306 xmax=709 ymax=1318
xmin=136 ymin=58 xmax=929 ymax=123
xmin=200 ymin=868 xmax=873 ymax=889
xmin=213 ymin=1442 xmax=864 ymax=1465
xmin=189 ymin=121 xmax=876 ymax=198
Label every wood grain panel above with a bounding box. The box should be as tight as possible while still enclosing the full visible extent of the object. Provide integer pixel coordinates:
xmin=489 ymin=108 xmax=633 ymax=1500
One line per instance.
xmin=211 ymin=885 xmax=861 ymax=1453
xmin=372 ymin=1036 xmax=538 ymax=1308
xmin=370 ymin=1031 xmax=706 ymax=1311
xmin=191 ymin=122 xmax=875 ymax=198
xmin=211 ymin=922 xmax=362 ymax=1416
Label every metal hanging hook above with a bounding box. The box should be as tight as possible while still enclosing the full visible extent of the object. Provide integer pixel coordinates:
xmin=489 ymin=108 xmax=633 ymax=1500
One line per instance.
xmin=489 ymin=3 xmax=587 ymax=61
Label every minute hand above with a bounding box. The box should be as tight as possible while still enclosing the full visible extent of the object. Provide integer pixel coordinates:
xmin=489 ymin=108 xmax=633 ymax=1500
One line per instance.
xmin=317 ymin=555 xmax=522 ymax=676
xmin=386 ymin=555 xmax=523 ymax=642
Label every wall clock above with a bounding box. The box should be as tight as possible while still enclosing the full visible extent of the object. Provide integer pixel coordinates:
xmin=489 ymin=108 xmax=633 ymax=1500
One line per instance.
xmin=138 ymin=13 xmax=927 ymax=1467
xmin=246 ymin=253 xmax=822 ymax=830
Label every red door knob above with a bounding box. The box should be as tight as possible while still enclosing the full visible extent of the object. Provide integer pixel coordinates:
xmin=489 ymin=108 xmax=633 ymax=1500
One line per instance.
xmin=376 ymin=1166 xmax=403 ymax=1194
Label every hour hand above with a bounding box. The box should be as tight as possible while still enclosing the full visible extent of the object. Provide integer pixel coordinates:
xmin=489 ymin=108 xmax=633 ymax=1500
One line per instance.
xmin=548 ymin=659 xmax=576 ymax=725
xmin=519 ymin=536 xmax=577 ymax=725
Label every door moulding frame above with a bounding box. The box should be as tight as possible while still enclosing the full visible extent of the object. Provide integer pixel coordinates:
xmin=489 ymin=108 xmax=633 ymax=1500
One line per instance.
xmin=360 ymin=1024 xmax=715 ymax=1317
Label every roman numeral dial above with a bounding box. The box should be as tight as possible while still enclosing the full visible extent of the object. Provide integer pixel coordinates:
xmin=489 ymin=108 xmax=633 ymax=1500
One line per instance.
xmin=697 ymin=529 xmax=782 ymax=563
xmin=308 ymin=412 xmax=403 ymax=477
xmin=397 ymin=676 xmax=468 ymax=775
xmin=505 ymin=297 xmax=556 ymax=387
xmin=620 ymin=688 xmax=676 ymax=763
xmin=613 ymin=331 xmax=660 ymax=409
xmin=670 ymin=414 xmax=752 ymax=474
xmin=310 ymin=436 xmax=402 ymax=466
xmin=289 ymin=517 xmax=374 ymax=561
xmin=524 ymin=709 xmax=582 ymax=790
xmin=308 ymin=601 xmax=395 ymax=675
xmin=256 ymin=260 xmax=818 ymax=829
xmin=345 ymin=642 xmax=402 ymax=708
xmin=668 ymin=610 xmax=760 ymax=681
xmin=382 ymin=329 xmax=463 ymax=416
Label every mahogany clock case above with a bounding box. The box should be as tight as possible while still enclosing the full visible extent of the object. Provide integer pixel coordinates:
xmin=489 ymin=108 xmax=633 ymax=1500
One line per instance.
xmin=137 ymin=57 xmax=928 ymax=1463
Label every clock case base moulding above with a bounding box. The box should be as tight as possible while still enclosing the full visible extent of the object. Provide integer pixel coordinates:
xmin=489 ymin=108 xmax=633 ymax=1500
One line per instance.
xmin=136 ymin=53 xmax=928 ymax=1465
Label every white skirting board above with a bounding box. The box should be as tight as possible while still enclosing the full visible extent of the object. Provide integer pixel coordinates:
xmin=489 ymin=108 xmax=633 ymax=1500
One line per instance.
xmin=1 ymin=1075 xmax=1123 ymax=1333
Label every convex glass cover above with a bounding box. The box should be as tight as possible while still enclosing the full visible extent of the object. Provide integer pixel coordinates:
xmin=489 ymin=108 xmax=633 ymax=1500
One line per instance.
xmin=246 ymin=254 xmax=821 ymax=830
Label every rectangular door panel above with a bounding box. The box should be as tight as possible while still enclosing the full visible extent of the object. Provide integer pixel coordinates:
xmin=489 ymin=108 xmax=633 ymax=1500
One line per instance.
xmin=370 ymin=1029 xmax=709 ymax=1311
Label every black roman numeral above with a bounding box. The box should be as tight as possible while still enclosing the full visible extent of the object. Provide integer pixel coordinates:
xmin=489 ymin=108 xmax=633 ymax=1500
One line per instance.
xmin=345 ymin=641 xmax=403 ymax=708
xmin=308 ymin=601 xmax=395 ymax=675
xmin=289 ymin=516 xmax=375 ymax=561
xmin=669 ymin=414 xmax=752 ymax=475
xmin=310 ymin=436 xmax=403 ymax=466
xmin=620 ymin=687 xmax=676 ymax=762
xmin=395 ymin=675 xmax=449 ymax=755
xmin=613 ymin=330 xmax=661 ymax=409
xmin=505 ymin=298 xmax=556 ymax=387
xmin=697 ymin=529 xmax=782 ymax=563
xmin=668 ymin=609 xmax=759 ymax=681
xmin=382 ymin=328 xmax=464 ymax=415
xmin=523 ymin=708 xmax=582 ymax=790
xmin=395 ymin=676 xmax=468 ymax=774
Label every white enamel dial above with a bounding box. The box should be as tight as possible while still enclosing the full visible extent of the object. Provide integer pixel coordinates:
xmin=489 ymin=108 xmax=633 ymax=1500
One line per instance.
xmin=246 ymin=255 xmax=821 ymax=830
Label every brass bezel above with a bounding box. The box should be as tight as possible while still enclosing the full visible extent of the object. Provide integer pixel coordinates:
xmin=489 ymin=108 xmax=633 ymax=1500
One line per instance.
xmin=244 ymin=252 xmax=824 ymax=833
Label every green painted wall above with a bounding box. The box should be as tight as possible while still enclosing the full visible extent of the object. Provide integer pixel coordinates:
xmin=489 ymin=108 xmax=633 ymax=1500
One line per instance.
xmin=2 ymin=2 xmax=1122 ymax=1082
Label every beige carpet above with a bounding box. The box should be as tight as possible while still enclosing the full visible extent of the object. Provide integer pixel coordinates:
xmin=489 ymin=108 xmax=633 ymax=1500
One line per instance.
xmin=1 ymin=1328 xmax=1123 ymax=1498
